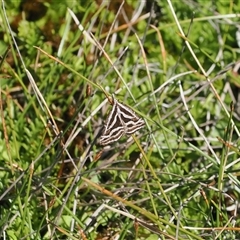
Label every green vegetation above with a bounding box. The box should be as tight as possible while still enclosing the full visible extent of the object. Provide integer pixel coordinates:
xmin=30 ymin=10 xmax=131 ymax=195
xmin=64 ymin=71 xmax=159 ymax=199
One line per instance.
xmin=1 ymin=0 xmax=240 ymax=239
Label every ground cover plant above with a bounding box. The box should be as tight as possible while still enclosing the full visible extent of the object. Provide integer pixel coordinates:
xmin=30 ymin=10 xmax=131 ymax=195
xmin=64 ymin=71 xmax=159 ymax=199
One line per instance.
xmin=0 ymin=0 xmax=240 ymax=239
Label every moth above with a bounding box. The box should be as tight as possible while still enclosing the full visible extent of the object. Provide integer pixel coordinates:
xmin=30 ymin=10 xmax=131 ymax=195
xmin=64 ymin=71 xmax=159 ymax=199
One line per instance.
xmin=100 ymin=96 xmax=145 ymax=145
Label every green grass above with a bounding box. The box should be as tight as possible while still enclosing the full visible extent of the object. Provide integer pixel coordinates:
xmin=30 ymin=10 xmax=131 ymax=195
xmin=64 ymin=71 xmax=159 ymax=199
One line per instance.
xmin=1 ymin=0 xmax=240 ymax=239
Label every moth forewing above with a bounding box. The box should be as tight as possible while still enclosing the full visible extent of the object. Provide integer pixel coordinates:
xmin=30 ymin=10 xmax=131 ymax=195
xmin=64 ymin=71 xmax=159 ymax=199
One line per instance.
xmin=117 ymin=101 xmax=145 ymax=135
xmin=100 ymin=114 xmax=124 ymax=145
xmin=124 ymin=118 xmax=145 ymax=135
xmin=99 ymin=126 xmax=125 ymax=145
